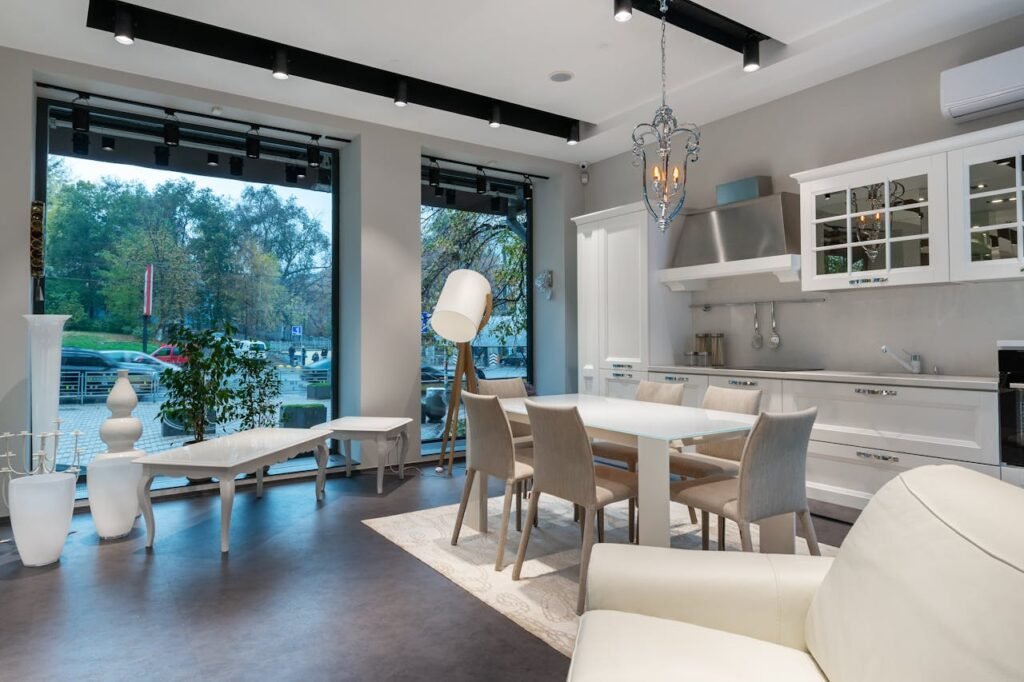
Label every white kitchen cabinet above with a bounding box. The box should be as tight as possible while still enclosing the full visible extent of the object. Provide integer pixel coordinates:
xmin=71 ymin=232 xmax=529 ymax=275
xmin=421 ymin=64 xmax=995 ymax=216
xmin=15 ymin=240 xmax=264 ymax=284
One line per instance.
xmin=598 ymin=369 xmax=646 ymax=400
xmin=577 ymin=225 xmax=601 ymax=394
xmin=798 ymin=155 xmax=949 ymax=291
xmin=782 ymin=379 xmax=998 ymax=465
xmin=947 ymin=134 xmax=1024 ymax=282
xmin=647 ymin=371 xmax=708 ymax=408
xmin=707 ymin=375 xmax=783 ymax=412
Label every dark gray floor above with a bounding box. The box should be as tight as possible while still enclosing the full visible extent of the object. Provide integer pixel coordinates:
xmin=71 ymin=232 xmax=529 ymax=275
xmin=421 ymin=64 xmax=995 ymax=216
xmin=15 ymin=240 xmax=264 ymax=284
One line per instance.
xmin=0 ymin=464 xmax=851 ymax=682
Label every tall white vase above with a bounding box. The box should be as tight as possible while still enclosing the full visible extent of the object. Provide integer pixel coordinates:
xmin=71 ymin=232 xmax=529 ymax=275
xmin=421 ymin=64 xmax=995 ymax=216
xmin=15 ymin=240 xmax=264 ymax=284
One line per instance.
xmin=9 ymin=472 xmax=76 ymax=566
xmin=24 ymin=314 xmax=71 ymax=472
xmin=97 ymin=370 xmax=143 ymax=455
xmin=91 ymin=369 xmax=145 ymax=537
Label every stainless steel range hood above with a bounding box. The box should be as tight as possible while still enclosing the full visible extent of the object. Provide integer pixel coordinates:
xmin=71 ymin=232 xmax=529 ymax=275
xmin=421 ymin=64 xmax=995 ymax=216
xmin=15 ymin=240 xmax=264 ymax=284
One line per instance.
xmin=657 ymin=192 xmax=801 ymax=291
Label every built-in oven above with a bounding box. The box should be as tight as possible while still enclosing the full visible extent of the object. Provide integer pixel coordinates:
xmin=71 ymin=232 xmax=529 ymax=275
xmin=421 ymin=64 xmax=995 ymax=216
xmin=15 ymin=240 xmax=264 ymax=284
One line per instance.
xmin=998 ymin=341 xmax=1024 ymax=468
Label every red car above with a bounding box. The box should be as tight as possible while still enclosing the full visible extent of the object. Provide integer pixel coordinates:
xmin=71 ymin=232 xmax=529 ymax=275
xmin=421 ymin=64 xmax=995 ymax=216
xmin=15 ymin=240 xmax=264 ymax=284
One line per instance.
xmin=152 ymin=344 xmax=188 ymax=366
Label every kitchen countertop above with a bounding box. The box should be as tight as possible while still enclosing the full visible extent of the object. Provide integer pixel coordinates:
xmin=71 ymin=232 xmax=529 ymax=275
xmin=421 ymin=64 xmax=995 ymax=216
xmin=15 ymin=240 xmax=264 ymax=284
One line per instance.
xmin=647 ymin=365 xmax=998 ymax=391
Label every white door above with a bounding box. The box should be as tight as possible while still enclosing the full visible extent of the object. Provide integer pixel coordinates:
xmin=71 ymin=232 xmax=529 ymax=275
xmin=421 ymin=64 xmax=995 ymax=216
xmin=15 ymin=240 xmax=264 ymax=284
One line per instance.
xmin=577 ymin=226 xmax=602 ymax=394
xmin=598 ymin=211 xmax=648 ymax=370
xmin=948 ymin=135 xmax=1024 ymax=282
xmin=598 ymin=369 xmax=645 ymax=399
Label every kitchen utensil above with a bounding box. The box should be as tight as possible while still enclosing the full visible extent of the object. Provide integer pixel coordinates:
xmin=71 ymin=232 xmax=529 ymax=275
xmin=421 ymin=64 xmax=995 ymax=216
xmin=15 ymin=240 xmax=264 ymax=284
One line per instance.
xmin=768 ymin=301 xmax=781 ymax=349
xmin=752 ymin=305 xmax=763 ymax=349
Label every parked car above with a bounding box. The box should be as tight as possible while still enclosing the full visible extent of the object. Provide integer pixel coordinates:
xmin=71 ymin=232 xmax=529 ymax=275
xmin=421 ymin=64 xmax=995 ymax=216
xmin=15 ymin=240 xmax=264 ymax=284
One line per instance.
xmin=152 ymin=344 xmax=188 ymax=366
xmin=501 ymin=353 xmax=527 ymax=368
xmin=301 ymin=357 xmax=331 ymax=383
xmin=61 ymin=348 xmax=159 ymax=401
xmin=232 ymin=339 xmax=268 ymax=360
xmin=101 ymin=350 xmax=179 ymax=372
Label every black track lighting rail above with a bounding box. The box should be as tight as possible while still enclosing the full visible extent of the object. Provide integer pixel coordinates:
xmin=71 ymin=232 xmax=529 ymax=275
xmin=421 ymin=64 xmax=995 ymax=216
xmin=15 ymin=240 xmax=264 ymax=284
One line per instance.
xmin=86 ymin=0 xmax=582 ymax=142
xmin=422 ymin=155 xmax=549 ymax=181
xmin=630 ymin=0 xmax=768 ymax=53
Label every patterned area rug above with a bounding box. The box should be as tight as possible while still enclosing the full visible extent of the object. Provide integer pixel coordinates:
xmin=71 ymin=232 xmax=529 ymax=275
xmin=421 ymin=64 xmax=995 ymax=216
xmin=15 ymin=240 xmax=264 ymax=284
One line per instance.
xmin=365 ymin=494 xmax=837 ymax=656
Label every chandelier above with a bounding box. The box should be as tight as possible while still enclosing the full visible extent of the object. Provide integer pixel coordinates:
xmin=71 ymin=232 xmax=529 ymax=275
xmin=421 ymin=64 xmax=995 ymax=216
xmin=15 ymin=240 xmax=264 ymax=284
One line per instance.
xmin=632 ymin=0 xmax=701 ymax=233
xmin=851 ymin=181 xmax=905 ymax=262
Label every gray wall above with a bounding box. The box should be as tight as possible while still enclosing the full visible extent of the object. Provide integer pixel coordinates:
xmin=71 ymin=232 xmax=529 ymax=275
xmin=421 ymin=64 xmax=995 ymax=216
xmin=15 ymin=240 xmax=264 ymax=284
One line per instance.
xmin=0 ymin=46 xmax=584 ymax=514
xmin=586 ymin=15 xmax=1024 ymax=376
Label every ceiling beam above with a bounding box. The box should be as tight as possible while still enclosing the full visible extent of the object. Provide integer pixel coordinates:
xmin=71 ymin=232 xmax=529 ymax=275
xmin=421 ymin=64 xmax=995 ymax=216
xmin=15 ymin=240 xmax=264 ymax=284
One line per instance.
xmin=632 ymin=0 xmax=770 ymax=53
xmin=85 ymin=0 xmax=582 ymax=141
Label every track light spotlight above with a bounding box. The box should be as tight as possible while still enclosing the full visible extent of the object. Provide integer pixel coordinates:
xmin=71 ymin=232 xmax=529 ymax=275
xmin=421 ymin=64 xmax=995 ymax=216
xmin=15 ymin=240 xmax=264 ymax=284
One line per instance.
xmin=72 ymin=132 xmax=90 ymax=155
xmin=489 ymin=103 xmax=501 ymax=128
xmin=445 ymin=188 xmax=456 ymax=206
xmin=743 ymin=38 xmax=761 ymax=72
xmin=207 ymin=153 xmax=220 ymax=167
xmin=523 ymin=177 xmax=533 ymax=202
xmin=272 ymin=47 xmax=289 ymax=80
xmin=114 ymin=6 xmax=134 ymax=45
xmin=395 ymin=79 xmax=408 ymax=107
xmin=101 ymin=136 xmax=116 ymax=151
xmin=246 ymin=126 xmax=261 ymax=159
xmin=72 ymin=99 xmax=90 ymax=132
xmin=296 ymin=166 xmax=306 ymax=180
xmin=163 ymin=113 xmax=180 ymax=146
xmin=567 ymin=121 xmax=580 ymax=146
xmin=433 ymin=185 xmax=444 ymax=198
xmin=428 ymin=160 xmax=440 ymax=188
xmin=476 ymin=168 xmax=488 ymax=194
xmin=230 ymin=156 xmax=243 ymax=176
xmin=307 ymin=137 xmax=321 ymax=167
xmin=614 ymin=0 xmax=633 ymax=22
xmin=154 ymin=145 xmax=170 ymax=167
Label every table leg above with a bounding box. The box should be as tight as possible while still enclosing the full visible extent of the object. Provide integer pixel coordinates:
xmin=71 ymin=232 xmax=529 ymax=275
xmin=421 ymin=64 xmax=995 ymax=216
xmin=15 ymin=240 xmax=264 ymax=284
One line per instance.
xmin=219 ymin=477 xmax=235 ymax=553
xmin=343 ymin=440 xmax=353 ymax=478
xmin=255 ymin=466 xmax=264 ymax=499
xmin=137 ymin=473 xmax=156 ymax=549
xmin=637 ymin=437 xmax=671 ymax=548
xmin=758 ymin=513 xmax=796 ymax=554
xmin=398 ymin=430 xmax=408 ymax=481
xmin=314 ymin=443 xmax=328 ymax=501
xmin=376 ymin=436 xmax=385 ymax=495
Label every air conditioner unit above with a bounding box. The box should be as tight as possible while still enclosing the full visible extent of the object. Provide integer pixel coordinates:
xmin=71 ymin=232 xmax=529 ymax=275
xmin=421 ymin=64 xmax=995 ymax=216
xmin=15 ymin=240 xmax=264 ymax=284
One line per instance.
xmin=940 ymin=46 xmax=1024 ymax=122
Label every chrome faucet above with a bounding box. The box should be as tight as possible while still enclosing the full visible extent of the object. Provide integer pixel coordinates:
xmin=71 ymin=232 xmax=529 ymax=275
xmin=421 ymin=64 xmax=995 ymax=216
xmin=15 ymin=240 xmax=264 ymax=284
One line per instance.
xmin=881 ymin=345 xmax=922 ymax=374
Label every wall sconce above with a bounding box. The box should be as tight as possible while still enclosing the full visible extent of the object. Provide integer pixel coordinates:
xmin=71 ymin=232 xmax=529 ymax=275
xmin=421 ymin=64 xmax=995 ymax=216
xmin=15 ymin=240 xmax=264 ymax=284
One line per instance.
xmin=534 ymin=270 xmax=554 ymax=300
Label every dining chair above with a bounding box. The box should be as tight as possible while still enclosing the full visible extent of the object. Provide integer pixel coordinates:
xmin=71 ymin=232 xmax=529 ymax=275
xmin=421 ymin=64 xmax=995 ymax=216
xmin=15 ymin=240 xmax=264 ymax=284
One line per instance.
xmin=513 ymin=400 xmax=639 ymax=614
xmin=477 ymin=377 xmax=535 ymax=530
xmin=671 ymin=407 xmax=821 ymax=555
xmin=590 ymin=380 xmax=686 ymax=535
xmin=668 ymin=385 xmax=763 ymax=480
xmin=451 ymin=392 xmax=535 ymax=571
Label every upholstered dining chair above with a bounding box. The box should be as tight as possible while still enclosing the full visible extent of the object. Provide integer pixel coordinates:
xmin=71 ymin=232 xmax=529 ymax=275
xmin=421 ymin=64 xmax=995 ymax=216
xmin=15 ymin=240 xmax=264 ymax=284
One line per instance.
xmin=451 ymin=392 xmax=535 ymax=571
xmin=591 ymin=380 xmax=686 ymax=535
xmin=671 ymin=407 xmax=821 ymax=555
xmin=477 ymin=377 xmax=535 ymax=530
xmin=513 ymin=400 xmax=639 ymax=614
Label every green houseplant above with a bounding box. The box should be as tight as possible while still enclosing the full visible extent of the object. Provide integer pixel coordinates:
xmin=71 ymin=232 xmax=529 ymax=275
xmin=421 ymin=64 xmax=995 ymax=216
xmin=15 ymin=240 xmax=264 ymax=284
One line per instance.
xmin=235 ymin=351 xmax=282 ymax=429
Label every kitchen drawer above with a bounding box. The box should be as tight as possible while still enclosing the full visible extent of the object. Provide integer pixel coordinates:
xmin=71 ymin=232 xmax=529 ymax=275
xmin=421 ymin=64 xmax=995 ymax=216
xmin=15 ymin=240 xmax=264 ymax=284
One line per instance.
xmin=647 ymin=372 xmax=708 ymax=408
xmin=598 ymin=369 xmax=647 ymax=400
xmin=783 ymin=379 xmax=998 ymax=465
xmin=707 ymin=376 xmax=784 ymax=412
xmin=806 ymin=440 xmax=1000 ymax=510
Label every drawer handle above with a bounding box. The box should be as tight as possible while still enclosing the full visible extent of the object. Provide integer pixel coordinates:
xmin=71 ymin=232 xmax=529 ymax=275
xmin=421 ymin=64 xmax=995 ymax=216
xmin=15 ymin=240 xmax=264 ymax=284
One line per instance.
xmin=848 ymin=276 xmax=889 ymax=287
xmin=855 ymin=387 xmax=898 ymax=397
xmin=728 ymin=380 xmax=758 ymax=387
xmin=611 ymin=363 xmax=633 ymax=369
xmin=856 ymin=451 xmax=900 ymax=464
xmin=665 ymin=376 xmax=689 ymax=383
xmin=611 ymin=373 xmax=633 ymax=379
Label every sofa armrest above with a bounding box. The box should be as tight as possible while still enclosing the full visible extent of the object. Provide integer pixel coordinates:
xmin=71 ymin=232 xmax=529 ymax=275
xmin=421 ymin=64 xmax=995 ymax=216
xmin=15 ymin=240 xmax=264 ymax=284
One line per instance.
xmin=586 ymin=544 xmax=833 ymax=651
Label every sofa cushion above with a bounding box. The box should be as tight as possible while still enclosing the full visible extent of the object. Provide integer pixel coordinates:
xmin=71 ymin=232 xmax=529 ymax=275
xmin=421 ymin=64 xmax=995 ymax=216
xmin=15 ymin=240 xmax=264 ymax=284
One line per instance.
xmin=569 ymin=610 xmax=826 ymax=682
xmin=805 ymin=465 xmax=1024 ymax=682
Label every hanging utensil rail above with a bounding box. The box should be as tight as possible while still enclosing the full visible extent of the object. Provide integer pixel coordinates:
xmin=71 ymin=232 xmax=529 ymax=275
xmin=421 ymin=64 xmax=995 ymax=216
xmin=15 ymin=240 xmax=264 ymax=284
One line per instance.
xmin=691 ymin=298 xmax=826 ymax=312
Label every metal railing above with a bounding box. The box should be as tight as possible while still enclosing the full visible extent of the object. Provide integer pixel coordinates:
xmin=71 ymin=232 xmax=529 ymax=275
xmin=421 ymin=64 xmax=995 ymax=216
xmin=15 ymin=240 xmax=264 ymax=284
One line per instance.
xmin=59 ymin=371 xmax=161 ymax=404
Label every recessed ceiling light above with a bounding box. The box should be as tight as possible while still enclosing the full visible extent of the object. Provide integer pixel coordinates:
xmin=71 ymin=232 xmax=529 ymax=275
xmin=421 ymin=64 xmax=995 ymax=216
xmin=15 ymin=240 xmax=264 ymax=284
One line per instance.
xmin=549 ymin=71 xmax=574 ymax=83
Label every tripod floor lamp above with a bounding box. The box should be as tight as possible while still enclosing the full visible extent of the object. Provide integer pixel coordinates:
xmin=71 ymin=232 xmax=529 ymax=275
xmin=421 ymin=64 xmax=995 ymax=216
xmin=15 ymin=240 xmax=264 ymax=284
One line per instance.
xmin=430 ymin=269 xmax=492 ymax=476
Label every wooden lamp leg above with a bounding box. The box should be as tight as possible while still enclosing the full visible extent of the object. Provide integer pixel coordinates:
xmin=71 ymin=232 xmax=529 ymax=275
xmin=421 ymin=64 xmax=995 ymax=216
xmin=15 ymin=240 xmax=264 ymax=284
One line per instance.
xmin=436 ymin=348 xmax=464 ymax=475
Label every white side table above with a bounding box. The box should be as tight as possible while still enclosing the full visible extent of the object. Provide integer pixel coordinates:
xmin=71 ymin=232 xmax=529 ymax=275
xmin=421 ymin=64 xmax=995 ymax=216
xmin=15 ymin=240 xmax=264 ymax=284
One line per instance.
xmin=316 ymin=417 xmax=413 ymax=494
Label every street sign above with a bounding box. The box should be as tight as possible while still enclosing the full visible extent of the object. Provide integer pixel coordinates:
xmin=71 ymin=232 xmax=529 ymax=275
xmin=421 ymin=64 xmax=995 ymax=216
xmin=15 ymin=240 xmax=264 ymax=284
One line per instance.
xmin=291 ymin=325 xmax=303 ymax=336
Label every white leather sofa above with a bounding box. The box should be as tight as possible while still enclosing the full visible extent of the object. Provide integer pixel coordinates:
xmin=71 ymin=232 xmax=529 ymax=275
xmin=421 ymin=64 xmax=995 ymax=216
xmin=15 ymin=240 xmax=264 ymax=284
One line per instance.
xmin=568 ymin=465 xmax=1024 ymax=681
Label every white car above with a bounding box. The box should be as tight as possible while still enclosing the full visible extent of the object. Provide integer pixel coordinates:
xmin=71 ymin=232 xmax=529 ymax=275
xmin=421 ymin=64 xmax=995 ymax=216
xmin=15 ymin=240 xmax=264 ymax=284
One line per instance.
xmin=232 ymin=339 xmax=268 ymax=359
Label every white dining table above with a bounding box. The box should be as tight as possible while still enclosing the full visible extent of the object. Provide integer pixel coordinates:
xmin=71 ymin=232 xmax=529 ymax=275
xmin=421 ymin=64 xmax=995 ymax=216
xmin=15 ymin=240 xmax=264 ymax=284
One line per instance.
xmin=464 ymin=393 xmax=797 ymax=553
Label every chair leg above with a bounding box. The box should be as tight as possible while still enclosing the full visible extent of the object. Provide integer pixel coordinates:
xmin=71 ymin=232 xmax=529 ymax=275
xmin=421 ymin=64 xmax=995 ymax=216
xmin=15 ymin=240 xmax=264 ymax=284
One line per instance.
xmin=451 ymin=468 xmax=476 ymax=546
xmin=532 ymin=484 xmax=539 ymax=528
xmin=627 ymin=498 xmax=635 ymax=544
xmin=597 ymin=509 xmax=605 ymax=543
xmin=495 ymin=481 xmax=515 ymax=571
xmin=738 ymin=521 xmax=753 ymax=552
xmin=700 ymin=510 xmax=710 ymax=550
xmin=687 ymin=505 xmax=698 ymax=525
xmin=512 ymin=491 xmax=540 ymax=581
xmin=515 ymin=481 xmax=523 ymax=532
xmin=799 ymin=509 xmax=822 ymax=556
xmin=717 ymin=515 xmax=726 ymax=551
xmin=573 ymin=504 xmax=580 ymax=523
xmin=578 ymin=506 xmax=597 ymax=615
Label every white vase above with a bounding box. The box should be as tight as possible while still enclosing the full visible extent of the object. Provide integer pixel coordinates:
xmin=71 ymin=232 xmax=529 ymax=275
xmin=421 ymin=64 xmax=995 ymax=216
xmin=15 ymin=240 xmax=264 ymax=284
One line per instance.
xmin=9 ymin=472 xmax=76 ymax=566
xmin=98 ymin=370 xmax=143 ymax=455
xmin=87 ymin=453 xmax=143 ymax=539
xmin=24 ymin=314 xmax=71 ymax=472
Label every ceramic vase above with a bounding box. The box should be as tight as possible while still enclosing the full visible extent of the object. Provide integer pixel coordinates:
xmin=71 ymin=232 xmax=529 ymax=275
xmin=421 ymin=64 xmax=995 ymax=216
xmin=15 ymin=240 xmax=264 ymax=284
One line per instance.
xmin=97 ymin=370 xmax=143 ymax=454
xmin=24 ymin=314 xmax=71 ymax=472
xmin=9 ymin=472 xmax=76 ymax=566
xmin=87 ymin=454 xmax=143 ymax=539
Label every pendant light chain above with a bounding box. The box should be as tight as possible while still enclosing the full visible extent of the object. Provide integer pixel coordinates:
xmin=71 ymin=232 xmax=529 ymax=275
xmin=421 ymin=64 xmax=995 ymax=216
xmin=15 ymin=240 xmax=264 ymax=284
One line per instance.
xmin=660 ymin=0 xmax=668 ymax=108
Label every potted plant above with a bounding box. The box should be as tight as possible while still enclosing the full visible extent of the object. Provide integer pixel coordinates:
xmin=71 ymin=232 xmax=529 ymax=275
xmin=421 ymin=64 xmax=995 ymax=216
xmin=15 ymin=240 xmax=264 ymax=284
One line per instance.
xmin=235 ymin=352 xmax=282 ymax=430
xmin=306 ymin=381 xmax=331 ymax=400
xmin=280 ymin=403 xmax=328 ymax=429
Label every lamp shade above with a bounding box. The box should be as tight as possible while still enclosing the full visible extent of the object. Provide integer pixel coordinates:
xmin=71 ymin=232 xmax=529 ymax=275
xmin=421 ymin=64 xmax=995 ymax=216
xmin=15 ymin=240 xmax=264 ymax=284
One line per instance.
xmin=430 ymin=269 xmax=491 ymax=343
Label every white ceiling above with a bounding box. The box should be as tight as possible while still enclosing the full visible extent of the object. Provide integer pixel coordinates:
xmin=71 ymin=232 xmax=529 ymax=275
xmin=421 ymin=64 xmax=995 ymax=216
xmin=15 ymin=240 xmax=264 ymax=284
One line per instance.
xmin=1 ymin=0 xmax=1022 ymax=164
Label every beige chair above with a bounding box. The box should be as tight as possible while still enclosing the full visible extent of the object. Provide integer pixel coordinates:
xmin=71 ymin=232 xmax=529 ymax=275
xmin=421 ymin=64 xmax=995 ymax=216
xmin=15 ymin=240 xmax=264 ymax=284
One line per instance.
xmin=668 ymin=385 xmax=762 ymax=480
xmin=477 ymin=378 xmax=532 ymax=446
xmin=570 ymin=466 xmax=1024 ymax=681
xmin=451 ymin=392 xmax=535 ymax=571
xmin=672 ymin=407 xmax=820 ymax=555
xmin=512 ymin=400 xmax=638 ymax=614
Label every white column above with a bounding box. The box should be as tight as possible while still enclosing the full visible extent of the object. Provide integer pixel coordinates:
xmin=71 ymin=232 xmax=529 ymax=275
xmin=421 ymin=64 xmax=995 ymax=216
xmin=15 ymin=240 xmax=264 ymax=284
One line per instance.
xmin=637 ymin=436 xmax=671 ymax=547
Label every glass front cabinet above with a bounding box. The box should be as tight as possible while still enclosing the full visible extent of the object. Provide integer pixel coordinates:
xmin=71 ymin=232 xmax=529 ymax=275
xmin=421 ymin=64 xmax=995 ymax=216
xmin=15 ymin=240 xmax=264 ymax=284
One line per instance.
xmin=799 ymin=155 xmax=949 ymax=291
xmin=947 ymin=135 xmax=1024 ymax=282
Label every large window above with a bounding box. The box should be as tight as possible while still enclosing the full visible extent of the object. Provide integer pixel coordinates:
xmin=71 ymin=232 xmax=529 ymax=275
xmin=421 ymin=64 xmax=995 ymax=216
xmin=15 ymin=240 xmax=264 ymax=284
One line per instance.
xmin=37 ymin=98 xmax=337 ymax=483
xmin=420 ymin=166 xmax=532 ymax=446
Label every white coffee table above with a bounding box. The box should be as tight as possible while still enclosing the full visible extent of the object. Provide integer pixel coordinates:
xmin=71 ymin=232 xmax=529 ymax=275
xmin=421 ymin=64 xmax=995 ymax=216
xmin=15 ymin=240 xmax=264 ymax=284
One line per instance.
xmin=316 ymin=417 xmax=413 ymax=494
xmin=136 ymin=428 xmax=330 ymax=553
